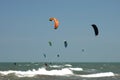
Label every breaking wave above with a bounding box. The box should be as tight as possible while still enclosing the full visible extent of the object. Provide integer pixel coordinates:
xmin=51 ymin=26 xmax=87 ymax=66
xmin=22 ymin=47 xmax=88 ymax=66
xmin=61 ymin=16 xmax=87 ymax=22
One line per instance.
xmin=0 ymin=68 xmax=73 ymax=77
xmin=0 ymin=67 xmax=115 ymax=78
xmin=79 ymin=72 xmax=115 ymax=78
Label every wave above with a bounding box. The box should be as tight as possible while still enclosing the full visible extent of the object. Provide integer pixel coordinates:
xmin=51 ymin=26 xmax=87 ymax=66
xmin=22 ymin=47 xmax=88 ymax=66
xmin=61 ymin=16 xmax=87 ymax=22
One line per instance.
xmin=79 ymin=72 xmax=115 ymax=78
xmin=0 ymin=68 xmax=73 ymax=77
xmin=49 ymin=65 xmax=63 ymax=68
xmin=0 ymin=63 xmax=116 ymax=78
xmin=0 ymin=67 xmax=115 ymax=78
xmin=64 ymin=64 xmax=72 ymax=67
xmin=69 ymin=68 xmax=83 ymax=71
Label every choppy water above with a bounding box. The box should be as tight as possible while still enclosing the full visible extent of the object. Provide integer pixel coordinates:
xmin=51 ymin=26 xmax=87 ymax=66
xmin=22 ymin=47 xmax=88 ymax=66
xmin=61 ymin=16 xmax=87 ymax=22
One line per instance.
xmin=0 ymin=62 xmax=120 ymax=80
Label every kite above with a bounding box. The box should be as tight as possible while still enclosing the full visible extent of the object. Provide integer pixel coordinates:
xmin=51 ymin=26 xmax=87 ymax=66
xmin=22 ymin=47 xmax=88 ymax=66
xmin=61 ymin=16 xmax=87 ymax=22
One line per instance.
xmin=48 ymin=41 xmax=52 ymax=46
xmin=91 ymin=24 xmax=99 ymax=36
xmin=49 ymin=17 xmax=59 ymax=29
xmin=64 ymin=40 xmax=68 ymax=48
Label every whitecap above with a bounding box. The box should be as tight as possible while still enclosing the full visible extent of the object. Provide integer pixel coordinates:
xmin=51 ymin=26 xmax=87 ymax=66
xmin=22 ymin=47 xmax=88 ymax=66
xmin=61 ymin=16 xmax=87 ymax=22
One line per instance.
xmin=64 ymin=64 xmax=72 ymax=67
xmin=0 ymin=68 xmax=74 ymax=77
xmin=69 ymin=68 xmax=83 ymax=71
xmin=79 ymin=72 xmax=115 ymax=78
xmin=49 ymin=65 xmax=63 ymax=68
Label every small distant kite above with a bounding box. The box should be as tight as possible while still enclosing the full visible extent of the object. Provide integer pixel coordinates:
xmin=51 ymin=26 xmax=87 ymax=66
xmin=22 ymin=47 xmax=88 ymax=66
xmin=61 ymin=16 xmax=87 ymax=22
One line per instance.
xmin=91 ymin=24 xmax=99 ymax=36
xmin=82 ymin=49 xmax=84 ymax=52
xmin=57 ymin=54 xmax=60 ymax=57
xmin=48 ymin=41 xmax=52 ymax=46
xmin=64 ymin=40 xmax=68 ymax=48
xmin=49 ymin=17 xmax=59 ymax=29
xmin=43 ymin=54 xmax=46 ymax=58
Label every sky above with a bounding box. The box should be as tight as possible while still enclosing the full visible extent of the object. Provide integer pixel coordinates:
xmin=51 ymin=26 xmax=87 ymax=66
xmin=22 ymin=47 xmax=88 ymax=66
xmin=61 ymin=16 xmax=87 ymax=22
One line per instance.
xmin=0 ymin=0 xmax=120 ymax=62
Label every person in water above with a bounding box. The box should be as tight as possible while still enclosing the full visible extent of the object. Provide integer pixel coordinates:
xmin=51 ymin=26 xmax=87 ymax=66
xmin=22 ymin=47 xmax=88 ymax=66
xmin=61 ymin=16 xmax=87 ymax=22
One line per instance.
xmin=14 ymin=63 xmax=17 ymax=65
xmin=44 ymin=63 xmax=48 ymax=67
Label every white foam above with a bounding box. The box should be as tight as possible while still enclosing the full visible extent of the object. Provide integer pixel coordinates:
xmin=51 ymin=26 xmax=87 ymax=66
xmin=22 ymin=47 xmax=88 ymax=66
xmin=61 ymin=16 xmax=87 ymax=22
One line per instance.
xmin=0 ymin=68 xmax=115 ymax=78
xmin=0 ymin=68 xmax=73 ymax=77
xmin=79 ymin=72 xmax=115 ymax=78
xmin=49 ymin=65 xmax=63 ymax=68
xmin=64 ymin=64 xmax=72 ymax=67
xmin=69 ymin=68 xmax=83 ymax=71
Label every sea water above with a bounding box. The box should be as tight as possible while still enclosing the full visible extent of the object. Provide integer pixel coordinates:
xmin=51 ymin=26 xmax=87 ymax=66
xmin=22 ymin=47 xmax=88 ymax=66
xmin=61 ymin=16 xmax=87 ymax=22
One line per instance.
xmin=0 ymin=62 xmax=120 ymax=80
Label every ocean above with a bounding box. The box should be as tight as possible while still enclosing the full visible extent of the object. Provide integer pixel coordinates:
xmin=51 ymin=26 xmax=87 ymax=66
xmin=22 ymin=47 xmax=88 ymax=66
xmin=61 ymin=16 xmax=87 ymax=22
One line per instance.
xmin=0 ymin=62 xmax=120 ymax=80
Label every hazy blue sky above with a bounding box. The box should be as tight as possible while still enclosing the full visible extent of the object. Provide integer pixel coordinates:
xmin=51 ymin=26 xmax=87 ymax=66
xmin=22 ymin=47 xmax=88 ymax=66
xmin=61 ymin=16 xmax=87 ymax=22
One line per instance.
xmin=0 ymin=0 xmax=120 ymax=62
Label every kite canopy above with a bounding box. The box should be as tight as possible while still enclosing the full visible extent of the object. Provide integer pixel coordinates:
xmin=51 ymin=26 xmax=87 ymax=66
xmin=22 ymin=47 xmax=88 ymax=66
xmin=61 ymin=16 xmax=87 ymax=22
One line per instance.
xmin=48 ymin=41 xmax=52 ymax=46
xmin=57 ymin=54 xmax=60 ymax=57
xmin=64 ymin=40 xmax=68 ymax=48
xmin=43 ymin=54 xmax=46 ymax=58
xmin=49 ymin=17 xmax=59 ymax=29
xmin=91 ymin=24 xmax=99 ymax=36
